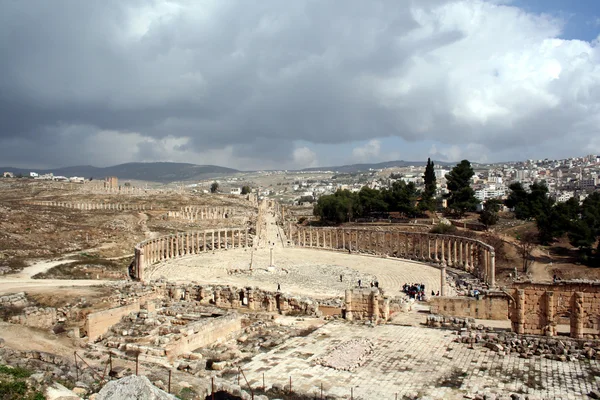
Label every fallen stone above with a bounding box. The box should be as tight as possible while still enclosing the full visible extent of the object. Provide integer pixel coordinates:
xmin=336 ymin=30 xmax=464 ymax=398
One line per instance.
xmin=96 ymin=375 xmax=177 ymax=400
xmin=45 ymin=382 xmax=81 ymax=400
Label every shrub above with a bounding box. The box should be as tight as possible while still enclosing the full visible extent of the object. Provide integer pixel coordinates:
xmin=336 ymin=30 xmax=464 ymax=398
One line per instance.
xmin=430 ymin=223 xmax=457 ymax=234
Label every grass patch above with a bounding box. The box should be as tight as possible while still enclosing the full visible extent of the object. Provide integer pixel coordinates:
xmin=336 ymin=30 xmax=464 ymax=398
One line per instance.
xmin=32 ymin=258 xmax=128 ymax=280
xmin=0 ymin=364 xmax=44 ymax=400
xmin=0 ymin=364 xmax=33 ymax=379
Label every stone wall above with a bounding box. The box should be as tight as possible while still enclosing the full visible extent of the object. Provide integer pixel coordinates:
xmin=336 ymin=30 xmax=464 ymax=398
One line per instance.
xmin=285 ymin=225 xmax=496 ymax=288
xmin=510 ymin=281 xmax=600 ymax=339
xmin=85 ymin=302 xmax=141 ymax=341
xmin=343 ymin=288 xmax=390 ymax=323
xmin=164 ymin=314 xmax=242 ymax=359
xmin=10 ymin=306 xmax=58 ymax=329
xmin=429 ymin=293 xmax=509 ymax=320
xmin=165 ymin=284 xmax=320 ymax=316
xmin=133 ymin=227 xmax=252 ymax=281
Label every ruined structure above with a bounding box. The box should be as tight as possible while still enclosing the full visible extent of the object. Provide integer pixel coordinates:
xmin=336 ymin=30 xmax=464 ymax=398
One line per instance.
xmin=133 ymin=228 xmax=252 ymax=280
xmin=29 ymin=200 xmax=152 ymax=210
xmin=285 ymin=226 xmax=496 ymax=288
xmin=429 ymin=292 xmax=509 ymax=320
xmin=166 ymin=206 xmax=236 ymax=221
xmin=104 ymin=176 xmax=118 ymax=189
xmin=510 ymin=281 xmax=600 ymax=339
xmin=343 ymin=288 xmax=390 ymax=323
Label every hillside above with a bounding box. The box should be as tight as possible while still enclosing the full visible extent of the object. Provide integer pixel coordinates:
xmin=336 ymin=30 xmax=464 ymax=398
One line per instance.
xmin=0 ymin=162 xmax=239 ymax=183
xmin=300 ymin=160 xmax=455 ymax=173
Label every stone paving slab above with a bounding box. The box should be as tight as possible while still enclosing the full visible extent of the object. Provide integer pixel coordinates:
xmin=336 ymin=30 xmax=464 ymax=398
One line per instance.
xmin=235 ymin=322 xmax=600 ymax=399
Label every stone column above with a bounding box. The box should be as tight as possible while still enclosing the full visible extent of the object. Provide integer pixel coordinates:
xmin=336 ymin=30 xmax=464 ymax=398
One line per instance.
xmin=440 ymin=239 xmax=446 ymax=264
xmin=404 ymin=234 xmax=409 ymax=258
xmin=203 ymin=231 xmax=207 ymax=252
xmin=329 ymin=229 xmax=333 ymax=249
xmin=224 ymin=229 xmax=228 ymax=249
xmin=489 ymin=251 xmax=496 ymax=288
xmin=247 ymin=289 xmax=255 ymax=311
xmin=355 ymin=230 xmax=360 ymax=252
xmin=245 ymin=229 xmax=249 ymax=248
xmin=515 ymin=289 xmax=525 ymax=334
xmin=453 ymin=239 xmax=458 ymax=266
xmin=335 ymin=230 xmax=339 ymax=249
xmin=465 ymin=242 xmax=471 ymax=271
xmin=342 ymin=230 xmax=346 ymax=251
xmin=382 ymin=297 xmax=390 ymax=321
xmin=572 ymin=292 xmax=585 ymax=339
xmin=176 ymin=234 xmax=180 ymax=257
xmin=371 ymin=290 xmax=380 ymax=324
xmin=545 ymin=291 xmax=555 ymax=336
xmin=217 ymin=230 xmax=221 ymax=250
xmin=440 ymin=266 xmax=447 ymax=296
xmin=212 ymin=231 xmax=215 ymax=251
xmin=316 ymin=229 xmax=320 ymax=248
xmin=427 ymin=236 xmax=432 ymax=260
xmin=138 ymin=248 xmax=145 ymax=281
xmin=344 ymin=289 xmax=353 ymax=321
xmin=309 ymin=228 xmax=313 ymax=247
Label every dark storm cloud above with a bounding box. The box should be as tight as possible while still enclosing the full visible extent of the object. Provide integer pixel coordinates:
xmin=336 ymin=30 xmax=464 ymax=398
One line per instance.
xmin=0 ymin=0 xmax=599 ymax=168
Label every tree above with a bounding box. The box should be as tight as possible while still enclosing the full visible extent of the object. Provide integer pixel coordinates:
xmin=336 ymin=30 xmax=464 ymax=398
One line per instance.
xmin=516 ymin=231 xmax=537 ymax=273
xmin=568 ymin=192 xmax=600 ymax=262
xmin=479 ymin=199 xmax=501 ymax=228
xmin=313 ymin=189 xmax=360 ymax=223
xmin=506 ymin=182 xmax=529 ymax=219
xmin=241 ymin=185 xmax=251 ymax=195
xmin=210 ymin=182 xmax=219 ymax=193
xmin=418 ymin=158 xmax=437 ymax=213
xmin=445 ymin=160 xmax=478 ymax=217
xmin=357 ymin=187 xmax=387 ymax=216
xmin=383 ymin=181 xmax=420 ymax=217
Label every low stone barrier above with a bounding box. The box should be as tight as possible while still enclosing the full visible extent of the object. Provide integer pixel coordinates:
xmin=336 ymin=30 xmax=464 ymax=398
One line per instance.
xmin=429 ymin=292 xmax=509 ymax=320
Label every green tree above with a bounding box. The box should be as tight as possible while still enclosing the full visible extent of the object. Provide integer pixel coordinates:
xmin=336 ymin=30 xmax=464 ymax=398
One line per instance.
xmin=506 ymin=182 xmax=529 ymax=219
xmin=383 ymin=181 xmax=420 ymax=217
xmin=210 ymin=182 xmax=219 ymax=193
xmin=479 ymin=198 xmax=501 ymax=228
xmin=241 ymin=185 xmax=251 ymax=195
xmin=418 ymin=158 xmax=437 ymax=212
xmin=445 ymin=160 xmax=478 ymax=217
xmin=568 ymin=193 xmax=600 ymax=259
xmin=313 ymin=189 xmax=360 ymax=223
xmin=357 ymin=187 xmax=387 ymax=216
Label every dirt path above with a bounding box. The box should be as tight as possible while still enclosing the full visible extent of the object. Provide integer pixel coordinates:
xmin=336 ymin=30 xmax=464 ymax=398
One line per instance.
xmin=0 ymin=252 xmax=111 ymax=295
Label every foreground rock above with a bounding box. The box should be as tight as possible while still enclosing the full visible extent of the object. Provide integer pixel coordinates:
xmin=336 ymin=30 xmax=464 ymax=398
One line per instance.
xmin=96 ymin=375 xmax=177 ymax=400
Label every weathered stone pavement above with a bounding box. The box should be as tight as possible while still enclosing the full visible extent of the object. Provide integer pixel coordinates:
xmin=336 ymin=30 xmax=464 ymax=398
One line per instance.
xmin=236 ymin=322 xmax=600 ymax=399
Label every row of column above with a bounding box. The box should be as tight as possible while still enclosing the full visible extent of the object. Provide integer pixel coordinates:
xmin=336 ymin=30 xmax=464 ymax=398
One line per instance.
xmin=288 ymin=226 xmax=495 ymax=288
xmin=133 ymin=228 xmax=251 ymax=281
xmin=171 ymin=207 xmax=233 ymax=220
xmin=30 ymin=201 xmax=150 ymax=210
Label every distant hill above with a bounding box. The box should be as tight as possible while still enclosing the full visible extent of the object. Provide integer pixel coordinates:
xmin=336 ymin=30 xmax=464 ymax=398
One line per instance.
xmin=300 ymin=160 xmax=455 ymax=173
xmin=0 ymin=162 xmax=239 ymax=183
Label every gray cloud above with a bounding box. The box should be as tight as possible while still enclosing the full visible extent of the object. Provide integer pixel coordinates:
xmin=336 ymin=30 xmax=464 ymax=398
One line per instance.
xmin=0 ymin=0 xmax=599 ymax=169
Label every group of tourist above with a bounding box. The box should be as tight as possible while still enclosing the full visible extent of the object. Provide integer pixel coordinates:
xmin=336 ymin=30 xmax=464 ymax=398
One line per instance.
xmin=403 ymin=283 xmax=427 ymax=301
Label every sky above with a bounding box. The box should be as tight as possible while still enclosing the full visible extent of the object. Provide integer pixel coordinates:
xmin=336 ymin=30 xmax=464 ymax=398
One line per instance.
xmin=0 ymin=0 xmax=599 ymax=171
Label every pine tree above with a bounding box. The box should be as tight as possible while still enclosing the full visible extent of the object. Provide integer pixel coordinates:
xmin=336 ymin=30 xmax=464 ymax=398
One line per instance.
xmin=445 ymin=160 xmax=478 ymax=217
xmin=418 ymin=158 xmax=437 ymax=213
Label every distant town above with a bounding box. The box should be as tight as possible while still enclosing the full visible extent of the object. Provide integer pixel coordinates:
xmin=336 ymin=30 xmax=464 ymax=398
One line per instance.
xmin=4 ymin=154 xmax=600 ymax=207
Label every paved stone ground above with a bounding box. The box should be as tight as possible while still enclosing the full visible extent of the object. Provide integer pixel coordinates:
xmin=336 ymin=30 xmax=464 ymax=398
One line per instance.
xmin=147 ymin=248 xmax=450 ymax=299
xmin=236 ymin=321 xmax=600 ymax=399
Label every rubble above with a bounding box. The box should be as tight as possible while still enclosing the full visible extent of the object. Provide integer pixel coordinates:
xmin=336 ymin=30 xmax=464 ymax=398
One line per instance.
xmin=96 ymin=375 xmax=177 ymax=400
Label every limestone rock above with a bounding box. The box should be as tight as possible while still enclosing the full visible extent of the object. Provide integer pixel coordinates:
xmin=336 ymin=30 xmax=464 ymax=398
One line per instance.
xmin=45 ymin=382 xmax=82 ymax=400
xmin=96 ymin=375 xmax=177 ymax=400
